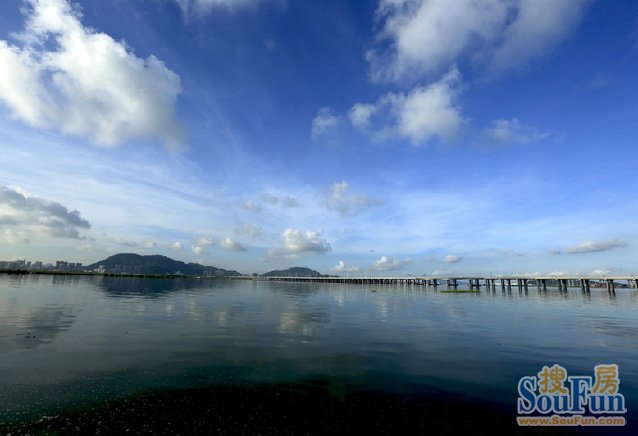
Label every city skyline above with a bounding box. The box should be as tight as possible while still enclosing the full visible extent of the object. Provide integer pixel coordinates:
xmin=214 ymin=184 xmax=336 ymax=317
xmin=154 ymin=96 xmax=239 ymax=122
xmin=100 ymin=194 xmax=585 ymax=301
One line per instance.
xmin=1 ymin=0 xmax=637 ymax=276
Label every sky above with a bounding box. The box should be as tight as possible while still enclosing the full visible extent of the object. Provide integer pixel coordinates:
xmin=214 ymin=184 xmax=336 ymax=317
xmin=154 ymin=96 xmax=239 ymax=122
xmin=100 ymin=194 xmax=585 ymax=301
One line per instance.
xmin=0 ymin=0 xmax=637 ymax=276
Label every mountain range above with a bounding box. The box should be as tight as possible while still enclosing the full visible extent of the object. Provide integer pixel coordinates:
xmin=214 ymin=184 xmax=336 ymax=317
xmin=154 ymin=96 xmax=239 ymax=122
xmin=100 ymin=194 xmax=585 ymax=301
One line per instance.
xmin=260 ymin=267 xmax=323 ymax=277
xmin=87 ymin=253 xmax=242 ymax=276
xmin=87 ymin=253 xmax=324 ymax=278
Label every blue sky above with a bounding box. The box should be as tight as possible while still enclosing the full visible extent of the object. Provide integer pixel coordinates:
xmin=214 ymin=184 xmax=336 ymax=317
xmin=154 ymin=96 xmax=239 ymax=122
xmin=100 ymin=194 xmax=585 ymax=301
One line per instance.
xmin=0 ymin=0 xmax=637 ymax=276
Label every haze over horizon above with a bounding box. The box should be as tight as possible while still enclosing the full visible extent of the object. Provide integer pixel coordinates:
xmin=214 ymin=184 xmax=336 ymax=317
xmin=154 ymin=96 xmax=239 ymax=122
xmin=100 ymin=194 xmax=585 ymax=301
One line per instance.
xmin=1 ymin=0 xmax=637 ymax=276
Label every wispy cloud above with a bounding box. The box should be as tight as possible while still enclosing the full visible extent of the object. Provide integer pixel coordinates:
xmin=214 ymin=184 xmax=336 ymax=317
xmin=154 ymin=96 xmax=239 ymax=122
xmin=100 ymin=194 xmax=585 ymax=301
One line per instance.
xmin=234 ymin=223 xmax=263 ymax=239
xmin=564 ymin=239 xmax=628 ymax=254
xmin=0 ymin=0 xmax=183 ymax=149
xmin=483 ymin=118 xmax=547 ymax=145
xmin=442 ymin=255 xmax=462 ymax=263
xmin=311 ymin=107 xmax=341 ymax=140
xmin=326 ymin=181 xmax=381 ymax=216
xmin=243 ymin=200 xmax=262 ymax=213
xmin=260 ymin=193 xmax=278 ymax=205
xmin=282 ymin=196 xmax=301 ymax=207
xmin=175 ymin=0 xmax=257 ymax=17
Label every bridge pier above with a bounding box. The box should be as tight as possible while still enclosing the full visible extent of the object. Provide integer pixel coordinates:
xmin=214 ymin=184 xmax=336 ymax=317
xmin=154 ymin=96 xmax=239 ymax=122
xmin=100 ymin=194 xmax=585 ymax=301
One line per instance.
xmin=606 ymin=279 xmax=615 ymax=293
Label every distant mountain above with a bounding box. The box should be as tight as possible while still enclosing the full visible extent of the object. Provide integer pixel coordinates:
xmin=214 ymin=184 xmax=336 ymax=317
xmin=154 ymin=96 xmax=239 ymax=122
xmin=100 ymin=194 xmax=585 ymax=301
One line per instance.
xmin=261 ymin=267 xmax=323 ymax=277
xmin=87 ymin=253 xmax=242 ymax=277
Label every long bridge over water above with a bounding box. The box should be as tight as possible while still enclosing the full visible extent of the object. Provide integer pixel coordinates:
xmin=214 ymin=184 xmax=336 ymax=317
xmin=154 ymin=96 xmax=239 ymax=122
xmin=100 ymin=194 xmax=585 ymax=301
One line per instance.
xmin=254 ymin=276 xmax=638 ymax=292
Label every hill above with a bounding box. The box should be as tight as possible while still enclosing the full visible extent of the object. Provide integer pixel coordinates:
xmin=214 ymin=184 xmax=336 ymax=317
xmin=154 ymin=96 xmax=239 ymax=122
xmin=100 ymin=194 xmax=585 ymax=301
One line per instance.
xmin=87 ymin=253 xmax=242 ymax=277
xmin=261 ymin=267 xmax=323 ymax=277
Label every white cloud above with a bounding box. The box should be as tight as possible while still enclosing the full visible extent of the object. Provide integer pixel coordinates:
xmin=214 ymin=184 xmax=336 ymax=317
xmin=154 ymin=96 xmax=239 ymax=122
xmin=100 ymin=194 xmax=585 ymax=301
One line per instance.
xmin=521 ymin=271 xmax=541 ymax=278
xmin=333 ymin=260 xmax=359 ymax=273
xmin=548 ymin=271 xmax=570 ymax=277
xmin=0 ymin=0 xmax=183 ymax=149
xmin=191 ymin=236 xmax=214 ymax=255
xmin=484 ymin=118 xmax=546 ymax=145
xmin=311 ymin=107 xmax=341 ymax=140
xmin=489 ymin=0 xmax=589 ymax=72
xmin=368 ymin=0 xmax=589 ymax=82
xmin=191 ymin=245 xmax=207 ymax=255
xmin=326 ymin=181 xmax=381 ymax=216
xmin=348 ymin=103 xmax=377 ymax=130
xmin=589 ymin=269 xmax=613 ymax=277
xmin=0 ymin=185 xmax=89 ymax=239
xmin=442 ymin=255 xmax=462 ymax=263
xmin=0 ymin=228 xmax=31 ymax=244
xmin=219 ymin=237 xmax=247 ymax=252
xmin=196 ymin=237 xmax=214 ymax=246
xmin=565 ymin=239 xmax=627 ymax=254
xmin=350 ymin=68 xmax=464 ymax=144
xmin=282 ymin=228 xmax=331 ymax=253
xmin=374 ymin=255 xmax=412 ymax=271
xmin=170 ymin=241 xmax=183 ymax=251
xmin=175 ymin=0 xmax=255 ymax=16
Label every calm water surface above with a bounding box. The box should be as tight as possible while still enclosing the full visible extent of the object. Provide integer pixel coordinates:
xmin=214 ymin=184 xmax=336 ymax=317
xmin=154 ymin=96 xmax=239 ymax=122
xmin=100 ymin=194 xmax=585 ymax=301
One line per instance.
xmin=0 ymin=274 xmax=637 ymax=427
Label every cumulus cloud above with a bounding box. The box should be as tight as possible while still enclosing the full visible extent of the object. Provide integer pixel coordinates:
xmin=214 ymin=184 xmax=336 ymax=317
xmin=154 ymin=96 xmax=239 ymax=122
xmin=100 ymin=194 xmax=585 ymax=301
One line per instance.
xmin=191 ymin=245 xmax=207 ymax=255
xmin=564 ymin=239 xmax=627 ymax=254
xmin=368 ymin=0 xmax=589 ymax=82
xmin=219 ymin=237 xmax=247 ymax=252
xmin=332 ymin=260 xmax=359 ymax=273
xmin=171 ymin=241 xmax=183 ymax=251
xmin=0 ymin=185 xmax=89 ymax=239
xmin=348 ymin=103 xmax=377 ymax=130
xmin=282 ymin=228 xmax=331 ymax=253
xmin=311 ymin=107 xmax=341 ymax=140
xmin=483 ymin=118 xmax=546 ymax=145
xmin=326 ymin=181 xmax=381 ymax=216
xmin=442 ymin=255 xmax=462 ymax=263
xmin=350 ymin=68 xmax=464 ymax=144
xmin=0 ymin=0 xmax=183 ymax=149
xmin=191 ymin=236 xmax=214 ymax=255
xmin=374 ymin=255 xmax=412 ymax=271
